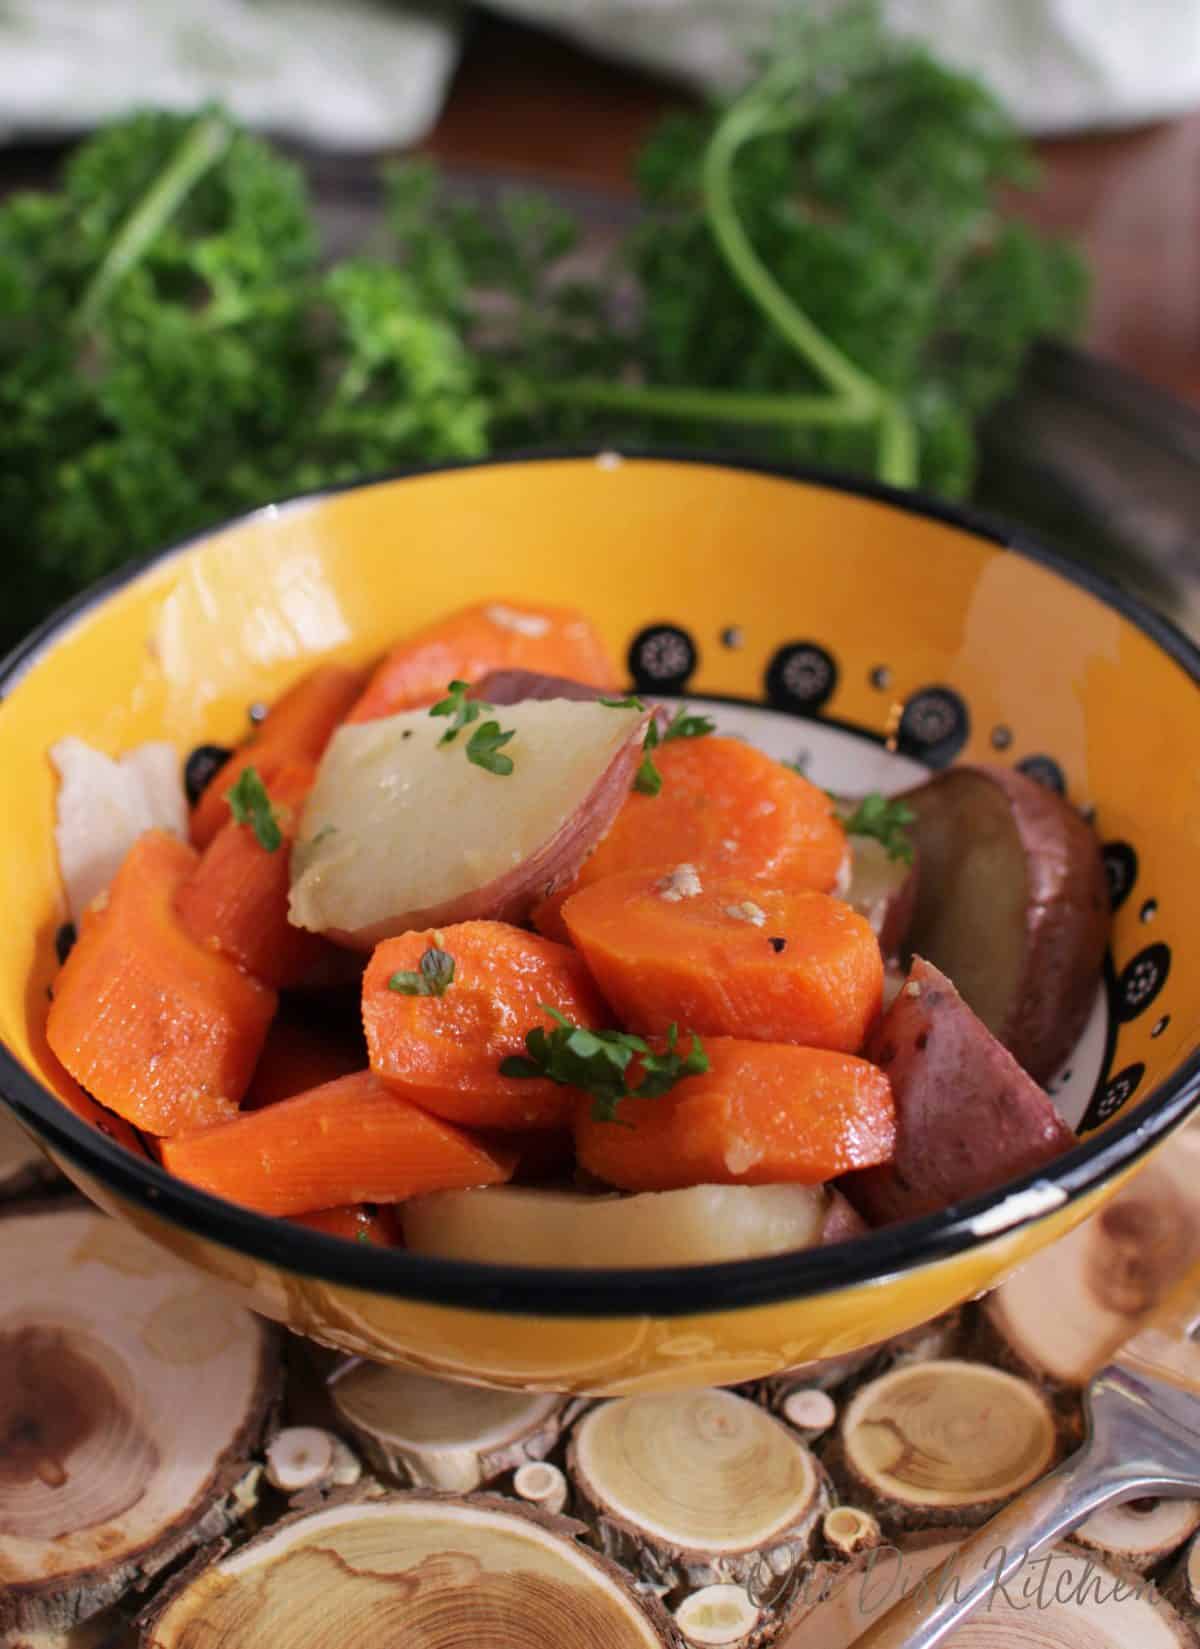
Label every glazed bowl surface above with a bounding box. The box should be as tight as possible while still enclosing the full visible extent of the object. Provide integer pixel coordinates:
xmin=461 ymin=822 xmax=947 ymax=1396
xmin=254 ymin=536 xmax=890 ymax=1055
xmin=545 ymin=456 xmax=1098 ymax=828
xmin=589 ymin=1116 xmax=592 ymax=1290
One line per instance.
xmin=2 ymin=453 xmax=1198 ymax=1394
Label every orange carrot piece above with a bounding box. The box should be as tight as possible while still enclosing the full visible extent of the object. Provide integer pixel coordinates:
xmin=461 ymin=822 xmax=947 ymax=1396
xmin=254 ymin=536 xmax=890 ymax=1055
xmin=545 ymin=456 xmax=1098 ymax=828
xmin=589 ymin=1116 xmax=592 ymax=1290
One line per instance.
xmin=346 ymin=600 xmax=617 ymax=724
xmin=363 ymin=921 xmax=609 ymax=1131
xmin=562 ymin=868 xmax=883 ymax=1052
xmin=190 ymin=663 xmax=366 ymax=848
xmin=243 ymin=1009 xmax=366 ymax=1110
xmin=159 ymin=1071 xmax=515 ymax=1216
xmin=46 ymin=832 xmax=277 ymax=1135
xmin=575 ymin=1038 xmax=896 ymax=1191
xmin=176 ymin=759 xmax=328 ymax=990
xmin=292 ymin=1203 xmax=403 ymax=1245
xmin=532 ymin=737 xmax=846 ymax=943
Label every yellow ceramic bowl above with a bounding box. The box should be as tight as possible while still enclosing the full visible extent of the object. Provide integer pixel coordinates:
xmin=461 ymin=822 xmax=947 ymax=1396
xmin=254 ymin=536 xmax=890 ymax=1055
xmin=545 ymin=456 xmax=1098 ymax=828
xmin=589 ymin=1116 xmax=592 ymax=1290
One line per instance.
xmin=2 ymin=455 xmax=1199 ymax=1395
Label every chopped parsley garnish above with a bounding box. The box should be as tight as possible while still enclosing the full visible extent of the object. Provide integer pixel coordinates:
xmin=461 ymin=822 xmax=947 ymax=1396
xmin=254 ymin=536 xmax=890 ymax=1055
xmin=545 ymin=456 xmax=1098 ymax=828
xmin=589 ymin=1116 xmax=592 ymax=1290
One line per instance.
xmin=430 ymin=679 xmax=486 ymax=745
xmin=633 ymin=716 xmax=664 ymax=796
xmin=467 ymin=720 xmax=516 ymax=776
xmin=661 ymin=706 xmax=717 ymax=742
xmin=388 ymin=946 xmax=456 ymax=997
xmin=500 ymin=1006 xmax=708 ymax=1123
xmin=600 ymin=694 xmax=646 ymax=710
xmin=227 ymin=765 xmax=283 ymax=852
xmin=843 ymin=791 xmax=916 ymax=864
xmin=430 ymin=679 xmax=516 ymax=775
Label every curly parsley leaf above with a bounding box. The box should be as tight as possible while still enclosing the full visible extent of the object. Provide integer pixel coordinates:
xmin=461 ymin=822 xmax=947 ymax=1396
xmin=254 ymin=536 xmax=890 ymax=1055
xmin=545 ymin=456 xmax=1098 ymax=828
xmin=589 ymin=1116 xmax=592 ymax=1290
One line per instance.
xmin=843 ymin=791 xmax=916 ymax=864
xmin=600 ymin=694 xmax=647 ymax=710
xmin=430 ymin=679 xmax=486 ymax=745
xmin=633 ymin=715 xmax=663 ymax=796
xmin=388 ymin=945 xmax=456 ymax=998
xmin=500 ymin=1006 xmax=707 ymax=1122
xmin=227 ymin=765 xmax=283 ymax=852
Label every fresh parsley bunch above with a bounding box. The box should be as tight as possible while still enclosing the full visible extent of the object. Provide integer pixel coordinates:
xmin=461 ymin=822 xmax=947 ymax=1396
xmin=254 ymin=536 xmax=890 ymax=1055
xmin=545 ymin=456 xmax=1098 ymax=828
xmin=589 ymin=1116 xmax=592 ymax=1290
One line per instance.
xmin=0 ymin=1 xmax=1085 ymax=651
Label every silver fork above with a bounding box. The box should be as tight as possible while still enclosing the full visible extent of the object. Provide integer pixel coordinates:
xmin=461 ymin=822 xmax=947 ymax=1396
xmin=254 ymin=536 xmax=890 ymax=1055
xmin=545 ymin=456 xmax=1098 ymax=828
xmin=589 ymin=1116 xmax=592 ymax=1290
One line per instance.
xmin=852 ymin=1258 xmax=1200 ymax=1648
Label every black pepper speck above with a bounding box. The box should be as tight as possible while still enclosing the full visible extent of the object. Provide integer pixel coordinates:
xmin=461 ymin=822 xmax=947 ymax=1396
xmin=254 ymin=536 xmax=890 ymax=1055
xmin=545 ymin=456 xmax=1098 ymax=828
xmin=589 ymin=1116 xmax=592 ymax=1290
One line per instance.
xmin=769 ymin=936 xmax=786 ymax=953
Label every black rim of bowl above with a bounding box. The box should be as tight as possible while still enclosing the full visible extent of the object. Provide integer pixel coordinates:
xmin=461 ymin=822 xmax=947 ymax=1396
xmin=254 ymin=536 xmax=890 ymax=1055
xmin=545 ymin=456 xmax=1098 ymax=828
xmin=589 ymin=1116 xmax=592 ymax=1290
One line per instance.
xmin=4 ymin=447 xmax=1200 ymax=1320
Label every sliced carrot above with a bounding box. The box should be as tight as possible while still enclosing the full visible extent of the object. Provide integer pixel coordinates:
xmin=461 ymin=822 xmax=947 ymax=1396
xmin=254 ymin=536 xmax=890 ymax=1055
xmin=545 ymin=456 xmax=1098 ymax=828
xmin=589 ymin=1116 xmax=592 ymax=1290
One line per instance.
xmin=160 ymin=1071 xmax=515 ymax=1216
xmin=243 ymin=1008 xmax=366 ymax=1110
xmin=562 ymin=868 xmax=883 ymax=1052
xmin=363 ymin=921 xmax=609 ymax=1131
xmin=575 ymin=1038 xmax=896 ymax=1191
xmin=190 ymin=663 xmax=366 ymax=848
xmin=293 ymin=1203 xmax=403 ymax=1245
xmin=346 ymin=600 xmax=617 ymax=724
xmin=46 ymin=832 xmax=277 ymax=1135
xmin=532 ymin=737 xmax=846 ymax=943
xmin=176 ymin=759 xmax=328 ymax=990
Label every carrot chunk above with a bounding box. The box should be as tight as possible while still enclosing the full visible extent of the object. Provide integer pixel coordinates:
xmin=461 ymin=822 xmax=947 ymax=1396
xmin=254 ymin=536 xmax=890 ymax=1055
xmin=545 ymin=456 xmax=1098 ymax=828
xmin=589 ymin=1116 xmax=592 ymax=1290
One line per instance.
xmin=532 ymin=737 xmax=846 ymax=942
xmin=346 ymin=600 xmax=617 ymax=723
xmin=562 ymin=868 xmax=883 ymax=1052
xmin=46 ymin=832 xmax=277 ymax=1134
xmin=160 ymin=1071 xmax=515 ymax=1216
xmin=292 ymin=1203 xmax=403 ymax=1245
xmin=190 ymin=663 xmax=365 ymax=848
xmin=176 ymin=759 xmax=327 ymax=989
xmin=575 ymin=1038 xmax=896 ymax=1191
xmin=362 ymin=921 xmax=609 ymax=1131
xmin=243 ymin=1009 xmax=365 ymax=1110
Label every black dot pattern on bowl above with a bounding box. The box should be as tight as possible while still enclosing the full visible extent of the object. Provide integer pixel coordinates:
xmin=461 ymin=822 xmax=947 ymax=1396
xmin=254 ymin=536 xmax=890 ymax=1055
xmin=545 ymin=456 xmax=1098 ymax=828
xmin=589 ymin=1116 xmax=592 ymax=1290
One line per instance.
xmin=1085 ymin=1062 xmax=1146 ymax=1129
xmin=720 ymin=626 xmax=744 ymax=649
xmin=1152 ymin=1014 xmax=1171 ymax=1038
xmin=627 ymin=625 xmax=698 ymax=694
xmin=869 ymin=665 xmax=891 ymax=690
xmin=184 ymin=743 xmax=234 ymax=807
xmin=1103 ymin=842 xmax=1138 ymax=912
xmin=765 ymin=643 xmax=838 ymax=716
xmin=895 ymin=686 xmax=969 ymax=768
xmin=1016 ymin=754 xmax=1066 ymax=794
xmin=1140 ymin=898 xmax=1158 ymax=923
xmin=990 ymin=724 xmax=1013 ymax=751
xmin=1116 ymin=943 xmax=1170 ymax=1022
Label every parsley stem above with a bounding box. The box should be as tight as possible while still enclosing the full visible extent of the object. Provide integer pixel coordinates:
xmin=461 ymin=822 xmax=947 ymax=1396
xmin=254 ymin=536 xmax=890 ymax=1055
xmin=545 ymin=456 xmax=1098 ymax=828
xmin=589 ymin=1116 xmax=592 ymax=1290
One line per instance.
xmin=75 ymin=112 xmax=233 ymax=332
xmin=520 ymin=378 xmax=867 ymax=428
xmin=700 ymin=96 xmax=921 ymax=489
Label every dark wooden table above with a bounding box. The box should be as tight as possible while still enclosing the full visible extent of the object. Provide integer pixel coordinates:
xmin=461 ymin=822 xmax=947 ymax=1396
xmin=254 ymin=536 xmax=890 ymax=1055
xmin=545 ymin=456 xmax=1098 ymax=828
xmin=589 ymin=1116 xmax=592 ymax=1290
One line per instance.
xmin=424 ymin=15 xmax=1200 ymax=408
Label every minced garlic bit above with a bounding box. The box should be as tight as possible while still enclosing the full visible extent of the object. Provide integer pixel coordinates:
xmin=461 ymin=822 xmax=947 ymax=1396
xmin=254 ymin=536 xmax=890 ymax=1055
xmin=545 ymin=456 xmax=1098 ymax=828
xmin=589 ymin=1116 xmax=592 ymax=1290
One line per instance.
xmin=657 ymin=863 xmax=703 ymax=902
xmin=724 ymin=900 xmax=767 ymax=927
xmin=904 ymin=980 xmax=922 ymax=997
xmin=485 ymin=603 xmax=550 ymax=637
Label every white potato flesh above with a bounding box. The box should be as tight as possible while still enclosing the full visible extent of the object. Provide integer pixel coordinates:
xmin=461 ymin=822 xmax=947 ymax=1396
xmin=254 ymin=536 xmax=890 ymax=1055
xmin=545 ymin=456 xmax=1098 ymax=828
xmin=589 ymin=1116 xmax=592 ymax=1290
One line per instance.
xmin=402 ymin=1183 xmax=828 ymax=1269
xmin=288 ymin=699 xmax=647 ymax=949
xmin=52 ymin=737 xmax=188 ymax=923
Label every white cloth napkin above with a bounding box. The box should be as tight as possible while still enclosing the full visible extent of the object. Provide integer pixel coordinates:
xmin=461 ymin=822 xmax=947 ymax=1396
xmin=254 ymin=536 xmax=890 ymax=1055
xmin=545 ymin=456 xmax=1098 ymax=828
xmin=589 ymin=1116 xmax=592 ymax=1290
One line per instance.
xmin=0 ymin=0 xmax=1195 ymax=149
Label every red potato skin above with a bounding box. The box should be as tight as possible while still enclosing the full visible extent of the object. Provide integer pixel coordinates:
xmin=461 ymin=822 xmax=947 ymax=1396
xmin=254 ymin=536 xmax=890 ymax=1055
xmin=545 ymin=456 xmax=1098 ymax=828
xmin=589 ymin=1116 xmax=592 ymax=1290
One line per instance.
xmin=471 ymin=670 xmax=608 ymax=705
xmin=842 ymin=956 xmax=1078 ymax=1226
xmin=902 ymin=764 xmax=1109 ymax=1084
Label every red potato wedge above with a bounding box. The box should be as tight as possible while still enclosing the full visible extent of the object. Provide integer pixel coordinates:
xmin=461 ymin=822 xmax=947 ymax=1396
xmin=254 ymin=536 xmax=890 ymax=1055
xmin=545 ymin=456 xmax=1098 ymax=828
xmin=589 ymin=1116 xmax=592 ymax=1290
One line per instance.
xmin=901 ymin=764 xmax=1109 ymax=1083
xmin=288 ymin=699 xmax=651 ymax=950
xmin=402 ymin=1182 xmax=838 ymax=1268
xmin=842 ymin=957 xmax=1078 ymax=1226
xmin=841 ymin=834 xmax=919 ymax=958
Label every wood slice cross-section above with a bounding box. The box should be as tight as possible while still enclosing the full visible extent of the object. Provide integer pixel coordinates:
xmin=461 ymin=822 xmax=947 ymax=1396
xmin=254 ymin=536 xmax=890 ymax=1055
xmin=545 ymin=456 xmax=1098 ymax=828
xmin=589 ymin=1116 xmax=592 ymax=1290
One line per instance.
xmin=982 ymin=1129 xmax=1200 ymax=1388
xmin=140 ymin=1491 xmax=680 ymax=1649
xmin=0 ymin=1207 xmax=278 ymax=1638
xmin=833 ymin=1360 xmax=1058 ymax=1531
xmin=567 ymin=1388 xmax=827 ymax=1599
xmin=1076 ymin=1496 xmax=1200 ymax=1573
xmin=327 ymin=1364 xmax=566 ymax=1492
xmin=777 ymin=1538 xmax=1199 ymax=1648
